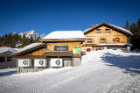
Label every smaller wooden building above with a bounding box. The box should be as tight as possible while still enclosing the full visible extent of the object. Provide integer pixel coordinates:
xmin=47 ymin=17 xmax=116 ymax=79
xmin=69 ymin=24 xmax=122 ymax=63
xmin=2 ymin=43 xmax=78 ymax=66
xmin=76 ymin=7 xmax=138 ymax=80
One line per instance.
xmin=12 ymin=31 xmax=86 ymax=73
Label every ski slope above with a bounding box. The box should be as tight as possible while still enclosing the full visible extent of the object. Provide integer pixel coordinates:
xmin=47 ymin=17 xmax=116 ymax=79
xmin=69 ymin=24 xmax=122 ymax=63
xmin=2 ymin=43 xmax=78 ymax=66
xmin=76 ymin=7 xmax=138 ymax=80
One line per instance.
xmin=0 ymin=49 xmax=140 ymax=93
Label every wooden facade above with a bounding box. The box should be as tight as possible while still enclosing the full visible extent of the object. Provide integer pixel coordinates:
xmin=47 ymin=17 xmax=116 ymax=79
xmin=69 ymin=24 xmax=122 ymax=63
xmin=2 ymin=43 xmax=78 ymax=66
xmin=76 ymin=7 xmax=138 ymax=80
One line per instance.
xmin=46 ymin=42 xmax=82 ymax=58
xmin=13 ymin=41 xmax=84 ymax=59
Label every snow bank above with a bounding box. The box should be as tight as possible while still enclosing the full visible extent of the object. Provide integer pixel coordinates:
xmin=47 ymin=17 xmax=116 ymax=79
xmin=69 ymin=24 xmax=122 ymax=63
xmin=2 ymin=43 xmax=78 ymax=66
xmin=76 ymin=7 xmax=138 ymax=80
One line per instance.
xmin=0 ymin=49 xmax=140 ymax=93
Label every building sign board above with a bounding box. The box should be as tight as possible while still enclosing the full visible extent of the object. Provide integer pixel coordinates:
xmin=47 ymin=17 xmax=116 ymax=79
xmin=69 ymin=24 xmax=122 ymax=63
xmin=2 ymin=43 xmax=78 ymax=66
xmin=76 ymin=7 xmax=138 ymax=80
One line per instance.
xmin=54 ymin=46 xmax=68 ymax=51
xmin=73 ymin=48 xmax=81 ymax=54
xmin=51 ymin=59 xmax=63 ymax=67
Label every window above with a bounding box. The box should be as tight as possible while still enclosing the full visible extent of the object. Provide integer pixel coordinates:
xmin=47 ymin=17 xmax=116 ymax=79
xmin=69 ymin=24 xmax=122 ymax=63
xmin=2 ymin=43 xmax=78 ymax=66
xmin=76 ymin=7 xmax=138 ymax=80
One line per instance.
xmin=106 ymin=29 xmax=110 ymax=33
xmin=114 ymin=38 xmax=120 ymax=42
xmin=117 ymin=38 xmax=120 ymax=42
xmin=0 ymin=57 xmax=5 ymax=62
xmin=7 ymin=57 xmax=12 ymax=62
xmin=101 ymin=38 xmax=105 ymax=42
xmin=96 ymin=29 xmax=101 ymax=33
xmin=88 ymin=39 xmax=92 ymax=43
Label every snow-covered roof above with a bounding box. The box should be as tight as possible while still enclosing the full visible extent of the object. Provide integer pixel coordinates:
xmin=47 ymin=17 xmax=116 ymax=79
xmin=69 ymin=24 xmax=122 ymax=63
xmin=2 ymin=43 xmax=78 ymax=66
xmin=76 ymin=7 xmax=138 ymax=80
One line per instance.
xmin=110 ymin=24 xmax=131 ymax=34
xmin=84 ymin=22 xmax=133 ymax=36
xmin=0 ymin=47 xmax=18 ymax=55
xmin=16 ymin=43 xmax=42 ymax=54
xmin=96 ymin=43 xmax=131 ymax=46
xmin=43 ymin=31 xmax=86 ymax=40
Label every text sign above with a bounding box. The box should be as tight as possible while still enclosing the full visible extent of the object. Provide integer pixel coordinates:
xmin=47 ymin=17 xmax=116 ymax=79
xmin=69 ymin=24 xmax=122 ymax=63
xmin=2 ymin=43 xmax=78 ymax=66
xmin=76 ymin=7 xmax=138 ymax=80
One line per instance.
xmin=54 ymin=46 xmax=68 ymax=51
xmin=73 ymin=48 xmax=81 ymax=54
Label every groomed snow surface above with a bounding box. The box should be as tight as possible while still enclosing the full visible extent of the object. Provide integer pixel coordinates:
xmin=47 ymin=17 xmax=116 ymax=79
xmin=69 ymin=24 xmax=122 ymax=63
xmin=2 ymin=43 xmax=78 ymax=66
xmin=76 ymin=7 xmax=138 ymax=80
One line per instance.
xmin=0 ymin=49 xmax=140 ymax=93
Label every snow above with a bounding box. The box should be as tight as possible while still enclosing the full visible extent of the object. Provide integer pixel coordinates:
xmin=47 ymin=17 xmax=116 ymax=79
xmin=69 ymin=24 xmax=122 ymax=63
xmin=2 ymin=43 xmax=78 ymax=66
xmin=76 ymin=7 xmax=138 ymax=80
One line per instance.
xmin=0 ymin=49 xmax=140 ymax=93
xmin=0 ymin=47 xmax=18 ymax=54
xmin=43 ymin=31 xmax=86 ymax=40
xmin=15 ymin=43 xmax=42 ymax=54
xmin=110 ymin=24 xmax=132 ymax=34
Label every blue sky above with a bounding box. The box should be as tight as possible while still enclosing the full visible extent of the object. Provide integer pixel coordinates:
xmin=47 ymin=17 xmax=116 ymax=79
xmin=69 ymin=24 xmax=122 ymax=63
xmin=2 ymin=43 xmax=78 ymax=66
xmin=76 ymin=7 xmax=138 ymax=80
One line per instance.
xmin=0 ymin=0 xmax=140 ymax=36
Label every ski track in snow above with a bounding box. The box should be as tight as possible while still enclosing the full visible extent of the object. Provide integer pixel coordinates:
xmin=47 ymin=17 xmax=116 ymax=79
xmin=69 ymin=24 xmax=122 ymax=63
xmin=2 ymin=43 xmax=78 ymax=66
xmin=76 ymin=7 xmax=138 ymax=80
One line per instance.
xmin=0 ymin=49 xmax=140 ymax=93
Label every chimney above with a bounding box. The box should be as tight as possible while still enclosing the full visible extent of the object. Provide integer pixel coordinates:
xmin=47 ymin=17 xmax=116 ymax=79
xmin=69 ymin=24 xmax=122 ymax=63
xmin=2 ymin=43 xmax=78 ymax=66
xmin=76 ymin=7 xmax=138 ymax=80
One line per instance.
xmin=92 ymin=25 xmax=96 ymax=28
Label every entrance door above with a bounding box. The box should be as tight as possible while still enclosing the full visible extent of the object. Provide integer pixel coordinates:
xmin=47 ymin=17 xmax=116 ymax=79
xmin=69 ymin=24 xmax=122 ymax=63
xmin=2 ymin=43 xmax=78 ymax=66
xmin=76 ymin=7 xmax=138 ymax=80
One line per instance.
xmin=87 ymin=48 xmax=91 ymax=52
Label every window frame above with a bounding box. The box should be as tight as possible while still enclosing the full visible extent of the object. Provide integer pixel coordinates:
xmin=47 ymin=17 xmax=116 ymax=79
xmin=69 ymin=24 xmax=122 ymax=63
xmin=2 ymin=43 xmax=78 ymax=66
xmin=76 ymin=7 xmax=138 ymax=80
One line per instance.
xmin=7 ymin=56 xmax=12 ymax=62
xmin=114 ymin=38 xmax=120 ymax=42
xmin=96 ymin=29 xmax=101 ymax=33
xmin=87 ymin=39 xmax=92 ymax=43
xmin=101 ymin=38 xmax=106 ymax=43
xmin=0 ymin=57 xmax=5 ymax=62
xmin=106 ymin=29 xmax=110 ymax=33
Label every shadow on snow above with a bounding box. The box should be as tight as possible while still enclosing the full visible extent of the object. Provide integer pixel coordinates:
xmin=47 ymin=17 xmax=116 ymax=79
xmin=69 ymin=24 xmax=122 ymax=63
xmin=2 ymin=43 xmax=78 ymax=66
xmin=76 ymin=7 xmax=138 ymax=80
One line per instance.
xmin=0 ymin=70 xmax=17 ymax=77
xmin=101 ymin=53 xmax=140 ymax=75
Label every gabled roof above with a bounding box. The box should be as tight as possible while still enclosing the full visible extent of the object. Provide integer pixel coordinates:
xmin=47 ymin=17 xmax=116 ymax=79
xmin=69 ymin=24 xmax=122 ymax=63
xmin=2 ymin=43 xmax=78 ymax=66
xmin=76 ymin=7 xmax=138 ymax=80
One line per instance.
xmin=0 ymin=47 xmax=18 ymax=55
xmin=43 ymin=31 xmax=86 ymax=40
xmin=84 ymin=22 xmax=133 ymax=36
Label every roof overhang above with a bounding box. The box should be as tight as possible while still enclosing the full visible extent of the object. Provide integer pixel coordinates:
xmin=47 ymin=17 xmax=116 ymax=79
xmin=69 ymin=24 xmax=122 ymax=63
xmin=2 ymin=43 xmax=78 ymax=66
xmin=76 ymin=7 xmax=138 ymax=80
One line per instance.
xmin=42 ymin=51 xmax=73 ymax=56
xmin=84 ymin=22 xmax=133 ymax=36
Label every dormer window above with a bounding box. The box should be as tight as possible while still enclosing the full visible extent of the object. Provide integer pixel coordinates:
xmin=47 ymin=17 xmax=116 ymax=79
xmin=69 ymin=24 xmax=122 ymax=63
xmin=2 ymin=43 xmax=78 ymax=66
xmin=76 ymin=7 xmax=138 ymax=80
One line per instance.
xmin=96 ymin=29 xmax=101 ymax=33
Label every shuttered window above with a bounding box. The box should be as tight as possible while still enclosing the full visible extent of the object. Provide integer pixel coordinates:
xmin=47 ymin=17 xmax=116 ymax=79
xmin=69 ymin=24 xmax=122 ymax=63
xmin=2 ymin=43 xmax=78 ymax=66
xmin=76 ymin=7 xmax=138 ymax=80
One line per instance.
xmin=96 ymin=29 xmax=101 ymax=33
xmin=114 ymin=38 xmax=120 ymax=42
xmin=101 ymin=38 xmax=105 ymax=42
xmin=88 ymin=39 xmax=92 ymax=43
xmin=106 ymin=29 xmax=110 ymax=33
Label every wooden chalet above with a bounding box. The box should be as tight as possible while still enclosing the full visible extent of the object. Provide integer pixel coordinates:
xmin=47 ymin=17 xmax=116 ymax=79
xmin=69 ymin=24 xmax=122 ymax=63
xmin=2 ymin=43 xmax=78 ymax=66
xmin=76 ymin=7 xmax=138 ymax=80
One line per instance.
xmin=13 ymin=31 xmax=86 ymax=73
xmin=82 ymin=22 xmax=133 ymax=52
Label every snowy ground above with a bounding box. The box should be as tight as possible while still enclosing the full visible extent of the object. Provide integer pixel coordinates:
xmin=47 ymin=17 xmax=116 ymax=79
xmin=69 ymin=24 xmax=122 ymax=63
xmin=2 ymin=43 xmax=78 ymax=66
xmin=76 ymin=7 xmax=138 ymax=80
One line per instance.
xmin=0 ymin=49 xmax=140 ymax=93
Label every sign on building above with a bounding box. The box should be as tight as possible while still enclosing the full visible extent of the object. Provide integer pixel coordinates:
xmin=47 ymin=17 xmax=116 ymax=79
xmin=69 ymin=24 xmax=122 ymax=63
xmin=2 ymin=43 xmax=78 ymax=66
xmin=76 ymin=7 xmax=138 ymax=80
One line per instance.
xmin=51 ymin=59 xmax=63 ymax=67
xmin=73 ymin=48 xmax=81 ymax=54
xmin=54 ymin=46 xmax=68 ymax=51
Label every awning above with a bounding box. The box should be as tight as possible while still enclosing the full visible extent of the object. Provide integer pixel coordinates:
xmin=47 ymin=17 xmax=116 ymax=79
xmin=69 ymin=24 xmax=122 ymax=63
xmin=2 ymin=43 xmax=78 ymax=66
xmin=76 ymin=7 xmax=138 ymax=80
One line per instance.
xmin=42 ymin=51 xmax=73 ymax=56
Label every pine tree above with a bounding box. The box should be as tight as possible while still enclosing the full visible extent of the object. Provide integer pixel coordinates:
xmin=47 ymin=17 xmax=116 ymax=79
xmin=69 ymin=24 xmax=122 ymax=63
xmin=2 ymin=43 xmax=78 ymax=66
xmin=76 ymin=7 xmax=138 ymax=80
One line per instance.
xmin=124 ymin=20 xmax=130 ymax=30
xmin=29 ymin=35 xmax=34 ymax=44
xmin=36 ymin=36 xmax=41 ymax=43
xmin=137 ymin=18 xmax=140 ymax=36
xmin=136 ymin=18 xmax=140 ymax=49
xmin=22 ymin=34 xmax=26 ymax=47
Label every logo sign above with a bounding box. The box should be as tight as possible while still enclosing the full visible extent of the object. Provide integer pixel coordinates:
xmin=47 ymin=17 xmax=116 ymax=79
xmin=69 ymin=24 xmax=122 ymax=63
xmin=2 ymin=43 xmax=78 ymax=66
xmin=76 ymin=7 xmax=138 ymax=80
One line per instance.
xmin=51 ymin=59 xmax=62 ymax=67
xmin=55 ymin=60 xmax=60 ymax=65
xmin=39 ymin=60 xmax=44 ymax=65
xmin=73 ymin=48 xmax=81 ymax=54
xmin=54 ymin=46 xmax=68 ymax=51
xmin=23 ymin=60 xmax=28 ymax=65
xmin=34 ymin=59 xmax=46 ymax=67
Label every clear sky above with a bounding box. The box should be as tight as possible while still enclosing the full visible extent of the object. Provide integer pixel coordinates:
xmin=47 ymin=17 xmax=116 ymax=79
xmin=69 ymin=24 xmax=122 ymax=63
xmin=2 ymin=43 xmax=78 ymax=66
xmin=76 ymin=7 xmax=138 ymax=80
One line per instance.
xmin=0 ymin=0 xmax=140 ymax=36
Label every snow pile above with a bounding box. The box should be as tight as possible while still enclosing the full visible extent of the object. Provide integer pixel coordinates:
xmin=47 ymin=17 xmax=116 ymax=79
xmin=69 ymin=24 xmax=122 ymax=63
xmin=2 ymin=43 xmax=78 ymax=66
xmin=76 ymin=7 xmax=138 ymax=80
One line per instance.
xmin=81 ymin=49 xmax=124 ymax=65
xmin=43 ymin=31 xmax=86 ymax=40
xmin=0 ymin=49 xmax=140 ymax=93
